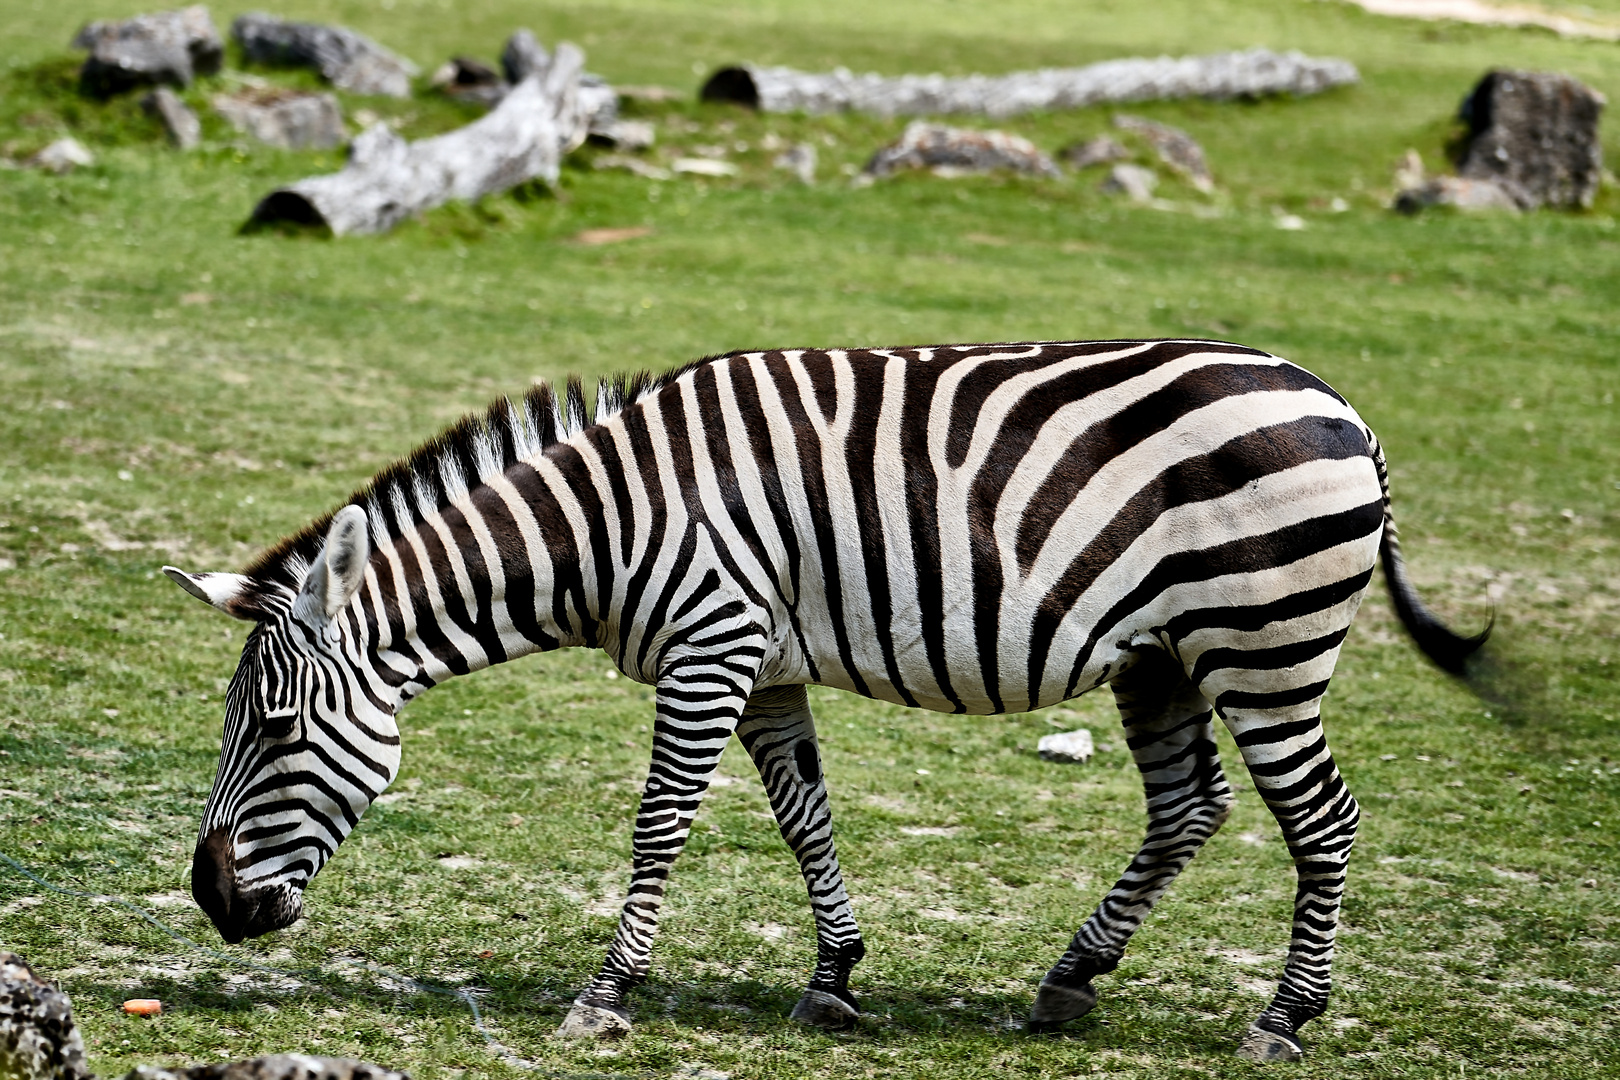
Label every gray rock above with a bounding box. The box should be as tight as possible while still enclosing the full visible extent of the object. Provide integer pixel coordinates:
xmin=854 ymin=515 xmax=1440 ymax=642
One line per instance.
xmin=1453 ymin=69 xmax=1605 ymax=209
xmin=27 ymin=138 xmax=95 ymax=174
xmin=123 ymin=1054 xmax=410 ymax=1080
xmin=1114 ymin=114 xmax=1213 ymax=192
xmin=1394 ymin=175 xmax=1521 ymax=213
xmin=1037 ymin=728 xmax=1095 ymax=764
xmin=231 ymin=13 xmax=418 ymax=99
xmin=0 ymin=952 xmax=91 ymax=1080
xmin=1100 ymin=162 xmax=1157 ymax=202
xmin=214 ymin=89 xmax=347 ymax=150
xmin=1060 ymin=135 xmax=1130 ymax=170
xmin=865 ymin=121 xmax=1061 ymax=178
xmin=72 ymin=4 xmax=222 ymax=97
xmin=702 ymin=49 xmax=1359 ymax=118
xmin=774 ymin=142 xmax=817 ymax=183
xmin=142 ymin=86 xmax=201 ymax=149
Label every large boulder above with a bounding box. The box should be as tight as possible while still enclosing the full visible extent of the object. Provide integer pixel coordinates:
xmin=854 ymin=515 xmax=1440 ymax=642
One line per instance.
xmin=71 ymin=5 xmax=222 ymax=97
xmin=1452 ymin=69 xmax=1605 ymax=209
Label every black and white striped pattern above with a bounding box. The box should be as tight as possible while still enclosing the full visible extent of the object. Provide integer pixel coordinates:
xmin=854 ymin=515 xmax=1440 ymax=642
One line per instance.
xmin=168 ymin=339 xmax=1484 ymax=1058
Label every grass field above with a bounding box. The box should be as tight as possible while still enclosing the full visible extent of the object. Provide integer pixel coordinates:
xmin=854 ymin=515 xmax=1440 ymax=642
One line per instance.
xmin=1 ymin=1 xmax=1618 ymax=1077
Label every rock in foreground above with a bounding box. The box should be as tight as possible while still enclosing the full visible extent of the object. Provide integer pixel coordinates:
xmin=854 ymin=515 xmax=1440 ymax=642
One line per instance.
xmin=124 ymin=1054 xmax=409 ymax=1080
xmin=0 ymin=952 xmax=91 ymax=1080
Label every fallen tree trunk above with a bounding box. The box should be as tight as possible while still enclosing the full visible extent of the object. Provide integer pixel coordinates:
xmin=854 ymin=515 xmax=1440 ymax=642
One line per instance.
xmin=702 ymin=48 xmax=1358 ymax=117
xmin=247 ymin=44 xmax=584 ymax=236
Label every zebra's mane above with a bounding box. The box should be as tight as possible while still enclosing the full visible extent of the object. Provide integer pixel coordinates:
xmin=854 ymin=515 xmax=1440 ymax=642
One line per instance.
xmin=244 ymin=361 xmax=710 ymax=590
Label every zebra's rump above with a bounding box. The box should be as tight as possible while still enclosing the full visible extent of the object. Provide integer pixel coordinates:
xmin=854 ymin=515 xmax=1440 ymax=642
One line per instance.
xmin=644 ymin=339 xmax=1385 ymax=715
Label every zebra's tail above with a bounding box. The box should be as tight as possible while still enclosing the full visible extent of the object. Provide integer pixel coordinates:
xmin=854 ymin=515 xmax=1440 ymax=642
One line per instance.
xmin=1367 ymin=430 xmax=1492 ymax=674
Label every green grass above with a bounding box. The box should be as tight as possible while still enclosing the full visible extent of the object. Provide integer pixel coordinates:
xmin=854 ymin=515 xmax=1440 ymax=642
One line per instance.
xmin=1 ymin=1 xmax=1618 ymax=1077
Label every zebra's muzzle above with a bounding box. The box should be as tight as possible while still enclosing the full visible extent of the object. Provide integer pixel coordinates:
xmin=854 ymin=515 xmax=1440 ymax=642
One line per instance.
xmin=192 ymin=828 xmax=305 ymax=943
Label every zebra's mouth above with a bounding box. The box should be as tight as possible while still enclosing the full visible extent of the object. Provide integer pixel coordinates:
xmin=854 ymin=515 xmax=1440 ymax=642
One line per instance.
xmin=191 ymin=828 xmax=305 ymax=942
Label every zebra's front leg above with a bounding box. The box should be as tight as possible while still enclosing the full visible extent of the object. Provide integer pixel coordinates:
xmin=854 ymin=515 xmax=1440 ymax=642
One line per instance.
xmin=736 ymin=684 xmax=864 ymax=1032
xmin=557 ymin=652 xmax=759 ymax=1039
xmin=1031 ymin=650 xmax=1234 ymax=1032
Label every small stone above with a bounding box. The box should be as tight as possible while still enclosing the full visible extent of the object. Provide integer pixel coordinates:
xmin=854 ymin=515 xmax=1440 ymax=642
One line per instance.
xmin=1114 ymin=115 xmax=1213 ymax=191
xmin=864 ymin=121 xmax=1062 ymax=179
xmin=593 ymin=154 xmax=671 ymax=180
xmin=27 ymin=138 xmax=94 ymax=174
xmin=774 ymin=142 xmax=817 ymax=183
xmin=1038 ymin=728 xmax=1095 ymax=764
xmin=214 ymin=89 xmax=347 ymax=150
xmin=141 ymin=86 xmax=200 ymax=149
xmin=1100 ymin=162 xmax=1157 ymax=202
xmin=672 ymin=157 xmax=738 ymax=177
xmin=589 ymin=119 xmax=656 ymax=152
xmin=1582 ymin=879 xmax=1598 ymax=888
xmin=1059 ymin=134 xmax=1130 ymax=170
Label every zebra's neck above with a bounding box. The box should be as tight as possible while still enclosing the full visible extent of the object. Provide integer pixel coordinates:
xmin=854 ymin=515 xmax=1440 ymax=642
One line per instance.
xmin=358 ymin=445 xmax=607 ymax=695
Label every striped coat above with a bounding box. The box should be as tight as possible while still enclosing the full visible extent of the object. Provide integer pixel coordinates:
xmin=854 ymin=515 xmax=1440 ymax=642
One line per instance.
xmin=167 ymin=339 xmax=1484 ymax=1061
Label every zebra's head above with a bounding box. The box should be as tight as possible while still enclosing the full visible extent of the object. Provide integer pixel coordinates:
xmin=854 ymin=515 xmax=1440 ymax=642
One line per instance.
xmin=164 ymin=506 xmax=403 ymax=943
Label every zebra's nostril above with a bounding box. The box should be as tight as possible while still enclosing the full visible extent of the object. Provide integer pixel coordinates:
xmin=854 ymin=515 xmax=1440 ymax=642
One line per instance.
xmin=191 ymin=828 xmax=243 ymax=942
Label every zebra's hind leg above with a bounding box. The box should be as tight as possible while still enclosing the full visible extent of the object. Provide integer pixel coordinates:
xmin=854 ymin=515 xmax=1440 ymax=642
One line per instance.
xmin=1197 ymin=653 xmax=1359 ymax=1062
xmin=1030 ymin=649 xmax=1233 ymax=1033
xmin=736 ymin=684 xmax=865 ymax=1031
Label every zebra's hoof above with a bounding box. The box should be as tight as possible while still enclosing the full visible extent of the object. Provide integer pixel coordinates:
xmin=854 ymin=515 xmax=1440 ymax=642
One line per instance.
xmin=1236 ymin=1023 xmax=1304 ymax=1062
xmin=556 ymin=1000 xmax=632 ymax=1040
xmin=1027 ymin=980 xmax=1098 ymax=1032
xmin=789 ymin=989 xmax=858 ymax=1031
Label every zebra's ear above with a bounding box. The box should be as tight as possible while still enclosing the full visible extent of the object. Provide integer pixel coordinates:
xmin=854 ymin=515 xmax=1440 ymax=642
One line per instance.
xmin=293 ymin=505 xmax=371 ymax=625
xmin=163 ymin=567 xmax=261 ymax=621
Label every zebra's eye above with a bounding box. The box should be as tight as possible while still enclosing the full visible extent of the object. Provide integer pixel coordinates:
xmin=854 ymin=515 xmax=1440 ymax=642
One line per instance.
xmin=261 ymin=706 xmax=299 ymax=739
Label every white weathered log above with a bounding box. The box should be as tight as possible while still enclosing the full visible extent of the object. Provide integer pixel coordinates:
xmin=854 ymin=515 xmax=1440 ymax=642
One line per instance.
xmin=232 ymin=12 xmax=418 ymax=98
xmin=441 ymin=30 xmax=617 ymax=138
xmin=248 ymin=44 xmax=585 ymax=235
xmin=72 ymin=5 xmax=222 ymax=97
xmin=702 ymin=48 xmax=1358 ymax=118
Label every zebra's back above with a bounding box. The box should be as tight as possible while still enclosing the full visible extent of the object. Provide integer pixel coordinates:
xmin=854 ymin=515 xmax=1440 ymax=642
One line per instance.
xmin=597 ymin=338 xmax=1385 ymax=716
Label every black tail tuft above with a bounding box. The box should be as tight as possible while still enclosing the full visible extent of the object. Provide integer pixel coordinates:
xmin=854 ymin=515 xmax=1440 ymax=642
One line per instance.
xmin=1369 ymin=433 xmax=1491 ymax=675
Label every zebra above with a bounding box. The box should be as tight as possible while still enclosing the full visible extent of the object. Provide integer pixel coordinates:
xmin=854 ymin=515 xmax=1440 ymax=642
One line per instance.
xmin=164 ymin=338 xmax=1485 ymax=1062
